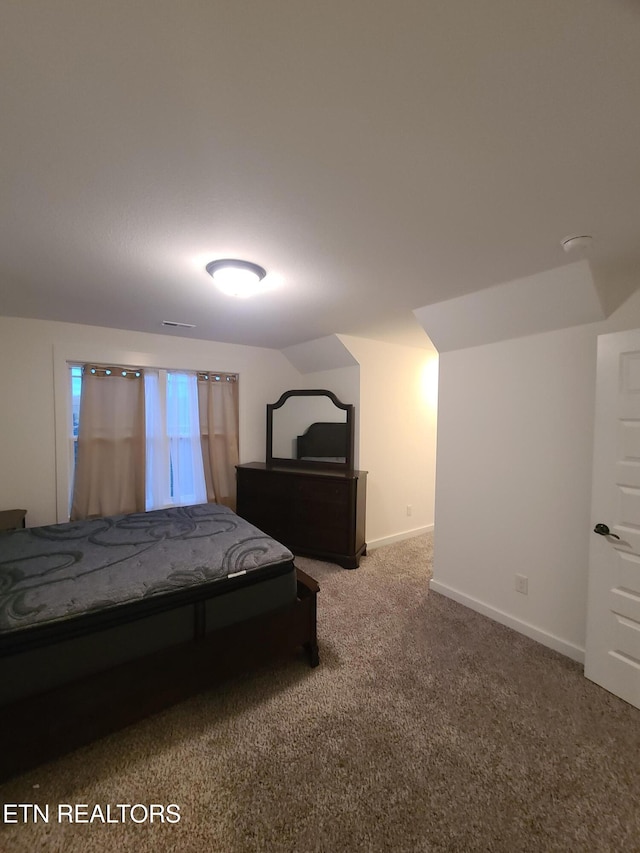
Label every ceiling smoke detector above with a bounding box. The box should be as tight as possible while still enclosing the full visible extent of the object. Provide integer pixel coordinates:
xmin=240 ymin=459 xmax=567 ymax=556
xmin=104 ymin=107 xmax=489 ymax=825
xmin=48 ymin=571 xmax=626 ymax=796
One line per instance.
xmin=561 ymin=234 xmax=593 ymax=254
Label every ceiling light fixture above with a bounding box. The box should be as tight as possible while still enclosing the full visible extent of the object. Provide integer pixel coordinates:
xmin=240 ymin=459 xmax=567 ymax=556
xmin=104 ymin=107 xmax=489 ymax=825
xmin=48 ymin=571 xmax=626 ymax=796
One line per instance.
xmin=206 ymin=258 xmax=268 ymax=298
xmin=561 ymin=234 xmax=593 ymax=254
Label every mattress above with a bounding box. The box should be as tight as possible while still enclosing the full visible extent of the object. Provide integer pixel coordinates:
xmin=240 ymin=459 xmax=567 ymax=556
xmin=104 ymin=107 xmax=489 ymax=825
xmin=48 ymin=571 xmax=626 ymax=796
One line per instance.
xmin=0 ymin=503 xmax=294 ymax=653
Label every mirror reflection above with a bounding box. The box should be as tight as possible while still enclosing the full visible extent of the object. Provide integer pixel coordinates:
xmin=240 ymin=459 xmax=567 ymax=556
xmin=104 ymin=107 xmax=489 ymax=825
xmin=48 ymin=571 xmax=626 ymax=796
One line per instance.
xmin=267 ymin=389 xmax=354 ymax=470
xmin=272 ymin=395 xmax=347 ymax=461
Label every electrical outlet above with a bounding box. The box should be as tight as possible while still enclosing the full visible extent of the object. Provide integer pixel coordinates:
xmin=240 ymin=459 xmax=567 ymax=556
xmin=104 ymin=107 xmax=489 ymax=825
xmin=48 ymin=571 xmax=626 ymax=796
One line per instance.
xmin=406 ymin=505 xmax=412 ymax=517
xmin=515 ymin=574 xmax=528 ymax=595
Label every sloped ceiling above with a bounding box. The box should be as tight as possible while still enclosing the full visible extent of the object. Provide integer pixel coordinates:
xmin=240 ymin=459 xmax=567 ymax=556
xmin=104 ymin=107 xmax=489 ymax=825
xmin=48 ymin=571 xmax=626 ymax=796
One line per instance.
xmin=414 ymin=260 xmax=604 ymax=352
xmin=1 ymin=1 xmax=640 ymax=351
xmin=282 ymin=335 xmax=358 ymax=374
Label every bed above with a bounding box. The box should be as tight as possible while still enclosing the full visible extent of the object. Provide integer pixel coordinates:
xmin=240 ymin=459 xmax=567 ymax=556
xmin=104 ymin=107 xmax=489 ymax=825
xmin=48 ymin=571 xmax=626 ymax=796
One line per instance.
xmin=296 ymin=421 xmax=349 ymax=463
xmin=0 ymin=503 xmax=319 ymax=781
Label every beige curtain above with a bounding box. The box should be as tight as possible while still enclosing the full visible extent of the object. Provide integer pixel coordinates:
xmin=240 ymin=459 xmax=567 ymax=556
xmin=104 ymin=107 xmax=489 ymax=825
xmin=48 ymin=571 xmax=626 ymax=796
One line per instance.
xmin=198 ymin=374 xmax=239 ymax=510
xmin=70 ymin=366 xmax=146 ymax=520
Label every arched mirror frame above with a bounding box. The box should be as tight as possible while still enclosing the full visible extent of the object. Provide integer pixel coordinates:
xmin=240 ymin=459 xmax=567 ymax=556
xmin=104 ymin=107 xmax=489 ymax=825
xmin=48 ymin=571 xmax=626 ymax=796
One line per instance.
xmin=266 ymin=389 xmax=355 ymax=472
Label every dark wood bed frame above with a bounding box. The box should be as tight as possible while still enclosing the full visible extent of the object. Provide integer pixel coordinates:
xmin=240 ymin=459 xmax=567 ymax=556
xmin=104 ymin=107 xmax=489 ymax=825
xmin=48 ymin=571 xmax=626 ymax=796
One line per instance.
xmin=0 ymin=567 xmax=319 ymax=783
xmin=296 ymin=421 xmax=349 ymax=461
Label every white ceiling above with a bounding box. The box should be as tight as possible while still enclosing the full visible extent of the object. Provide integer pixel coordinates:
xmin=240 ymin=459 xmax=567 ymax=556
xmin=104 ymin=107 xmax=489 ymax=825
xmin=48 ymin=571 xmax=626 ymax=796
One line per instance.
xmin=2 ymin=1 xmax=640 ymax=351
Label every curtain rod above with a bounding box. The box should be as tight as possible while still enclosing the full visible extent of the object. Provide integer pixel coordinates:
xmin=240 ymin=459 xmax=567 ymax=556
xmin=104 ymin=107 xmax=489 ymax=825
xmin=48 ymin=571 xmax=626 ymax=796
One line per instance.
xmin=197 ymin=372 xmax=238 ymax=383
xmin=80 ymin=365 xmax=237 ymax=382
xmin=84 ymin=365 xmax=143 ymax=378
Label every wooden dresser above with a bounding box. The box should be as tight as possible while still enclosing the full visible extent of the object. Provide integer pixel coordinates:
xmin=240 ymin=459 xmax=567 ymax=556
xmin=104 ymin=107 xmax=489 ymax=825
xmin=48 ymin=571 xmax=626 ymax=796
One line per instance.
xmin=236 ymin=462 xmax=367 ymax=569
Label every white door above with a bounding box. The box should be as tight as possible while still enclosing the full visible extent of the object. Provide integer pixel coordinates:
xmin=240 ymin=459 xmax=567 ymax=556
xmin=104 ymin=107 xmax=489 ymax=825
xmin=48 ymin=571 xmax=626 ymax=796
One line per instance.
xmin=585 ymin=328 xmax=640 ymax=709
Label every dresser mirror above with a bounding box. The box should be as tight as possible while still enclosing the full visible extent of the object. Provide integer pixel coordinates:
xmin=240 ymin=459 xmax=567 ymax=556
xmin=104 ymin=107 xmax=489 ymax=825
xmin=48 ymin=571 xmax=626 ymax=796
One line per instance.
xmin=266 ymin=389 xmax=354 ymax=471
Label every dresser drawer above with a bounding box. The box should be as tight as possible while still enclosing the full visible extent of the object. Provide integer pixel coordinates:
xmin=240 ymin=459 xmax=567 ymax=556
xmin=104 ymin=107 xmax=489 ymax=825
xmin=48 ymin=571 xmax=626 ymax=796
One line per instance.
xmin=237 ymin=494 xmax=287 ymax=525
xmin=289 ymin=522 xmax=349 ymax=555
xmin=294 ymin=499 xmax=346 ymax=527
xmin=294 ymin=477 xmax=349 ymax=507
xmin=236 ymin=470 xmax=290 ymax=500
xmin=235 ymin=463 xmax=367 ymax=569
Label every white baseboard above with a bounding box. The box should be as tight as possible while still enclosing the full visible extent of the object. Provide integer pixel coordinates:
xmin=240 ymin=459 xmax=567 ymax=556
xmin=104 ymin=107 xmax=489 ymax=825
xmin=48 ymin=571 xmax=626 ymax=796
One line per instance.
xmin=368 ymin=524 xmax=433 ymax=549
xmin=429 ymin=579 xmax=585 ymax=664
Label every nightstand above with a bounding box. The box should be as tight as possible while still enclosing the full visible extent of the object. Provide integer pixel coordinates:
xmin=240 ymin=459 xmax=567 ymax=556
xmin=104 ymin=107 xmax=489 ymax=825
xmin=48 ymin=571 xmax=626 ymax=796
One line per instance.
xmin=0 ymin=509 xmax=27 ymax=532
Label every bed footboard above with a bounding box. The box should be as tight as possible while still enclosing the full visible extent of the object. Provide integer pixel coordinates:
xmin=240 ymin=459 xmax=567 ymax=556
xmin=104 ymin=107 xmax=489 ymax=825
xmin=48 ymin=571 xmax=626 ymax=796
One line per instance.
xmin=296 ymin=567 xmax=320 ymax=667
xmin=0 ymin=568 xmax=319 ymax=783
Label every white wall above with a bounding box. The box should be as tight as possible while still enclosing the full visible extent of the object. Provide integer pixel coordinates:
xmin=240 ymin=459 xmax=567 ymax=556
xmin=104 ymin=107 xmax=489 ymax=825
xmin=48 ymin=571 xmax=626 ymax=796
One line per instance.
xmin=0 ymin=316 xmax=302 ymax=526
xmin=339 ymin=336 xmax=438 ymax=546
xmin=281 ymin=337 xmax=439 ymax=545
xmin=432 ymin=285 xmax=640 ymax=661
xmin=292 ymin=365 xmax=360 ymax=464
xmin=0 ymin=315 xmax=438 ymax=549
xmin=279 ymin=342 xmax=360 ymax=460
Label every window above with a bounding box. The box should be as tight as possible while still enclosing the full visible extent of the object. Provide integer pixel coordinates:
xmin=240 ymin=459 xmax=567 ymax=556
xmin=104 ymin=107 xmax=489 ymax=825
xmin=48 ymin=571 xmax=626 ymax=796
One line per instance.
xmin=144 ymin=369 xmax=207 ymax=510
xmin=70 ymin=365 xmax=82 ymax=471
xmin=69 ymin=364 xmax=238 ymax=516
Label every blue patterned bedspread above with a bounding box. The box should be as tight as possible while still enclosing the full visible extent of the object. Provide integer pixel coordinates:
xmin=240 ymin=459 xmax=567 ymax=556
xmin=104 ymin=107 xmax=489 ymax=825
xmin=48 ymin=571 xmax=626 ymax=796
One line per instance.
xmin=0 ymin=504 xmax=293 ymax=635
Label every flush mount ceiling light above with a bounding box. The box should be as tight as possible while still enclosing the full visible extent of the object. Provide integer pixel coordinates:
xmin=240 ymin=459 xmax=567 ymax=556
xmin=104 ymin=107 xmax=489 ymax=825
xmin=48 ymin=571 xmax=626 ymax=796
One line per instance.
xmin=205 ymin=258 xmax=268 ymax=298
xmin=561 ymin=234 xmax=593 ymax=254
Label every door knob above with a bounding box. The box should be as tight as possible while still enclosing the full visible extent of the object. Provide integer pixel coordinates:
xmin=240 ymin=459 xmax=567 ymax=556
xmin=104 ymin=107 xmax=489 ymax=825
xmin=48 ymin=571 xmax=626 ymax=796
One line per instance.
xmin=594 ymin=523 xmax=620 ymax=539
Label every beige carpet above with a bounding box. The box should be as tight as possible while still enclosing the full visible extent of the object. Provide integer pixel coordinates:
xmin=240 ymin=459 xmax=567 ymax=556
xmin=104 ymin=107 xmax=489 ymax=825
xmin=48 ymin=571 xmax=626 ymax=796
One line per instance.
xmin=1 ymin=533 xmax=639 ymax=852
